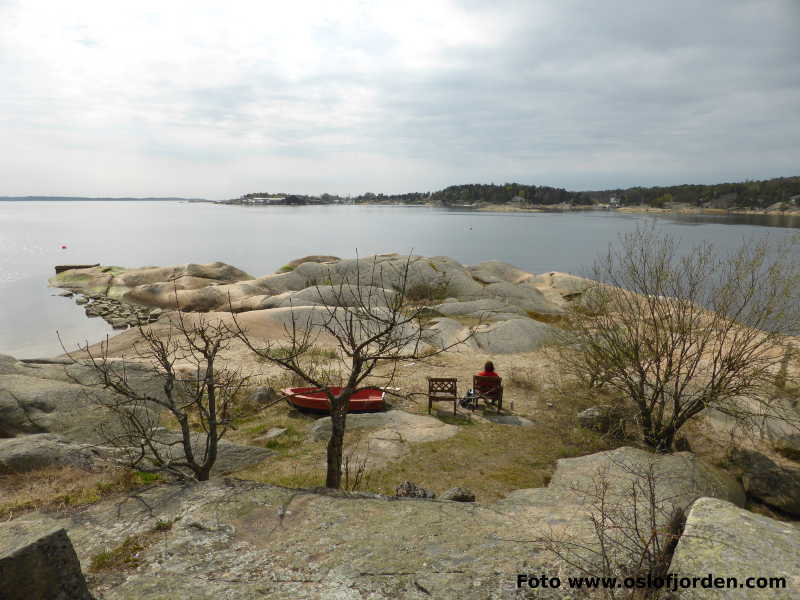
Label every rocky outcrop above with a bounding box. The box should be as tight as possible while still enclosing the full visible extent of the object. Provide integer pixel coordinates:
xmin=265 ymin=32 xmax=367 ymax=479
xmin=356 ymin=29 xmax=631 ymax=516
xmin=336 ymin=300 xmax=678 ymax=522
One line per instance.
xmin=0 ymin=447 xmax=750 ymax=599
xmin=0 ymin=528 xmax=92 ymax=600
xmin=0 ymin=355 xmax=165 ymax=441
xmin=670 ymin=498 xmax=800 ymax=599
xmin=0 ymin=434 xmax=98 ymax=474
xmin=68 ymin=293 xmax=161 ymax=329
xmin=50 ymin=255 xmax=594 ymax=354
xmin=501 ymin=446 xmax=745 ymax=517
xmin=0 ymin=355 xmax=271 ymax=476
xmin=729 ymin=448 xmax=800 ymax=516
xmin=395 ymin=480 xmax=436 ymax=498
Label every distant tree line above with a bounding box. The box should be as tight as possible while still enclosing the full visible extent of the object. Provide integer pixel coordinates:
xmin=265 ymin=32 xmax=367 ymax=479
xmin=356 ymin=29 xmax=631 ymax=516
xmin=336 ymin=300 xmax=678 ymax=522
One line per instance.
xmin=586 ymin=176 xmax=800 ymax=209
xmin=233 ymin=175 xmax=800 ymax=209
xmin=429 ymin=183 xmax=592 ymax=206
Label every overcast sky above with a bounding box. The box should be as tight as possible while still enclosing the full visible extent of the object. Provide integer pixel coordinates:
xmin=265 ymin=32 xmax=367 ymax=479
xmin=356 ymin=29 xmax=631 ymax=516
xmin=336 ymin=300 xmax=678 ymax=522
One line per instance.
xmin=1 ymin=1 xmax=798 ymax=198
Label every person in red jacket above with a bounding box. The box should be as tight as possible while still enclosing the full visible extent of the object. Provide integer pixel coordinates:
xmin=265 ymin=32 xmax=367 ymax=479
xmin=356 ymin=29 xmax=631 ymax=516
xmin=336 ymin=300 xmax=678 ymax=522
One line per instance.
xmin=477 ymin=360 xmax=499 ymax=377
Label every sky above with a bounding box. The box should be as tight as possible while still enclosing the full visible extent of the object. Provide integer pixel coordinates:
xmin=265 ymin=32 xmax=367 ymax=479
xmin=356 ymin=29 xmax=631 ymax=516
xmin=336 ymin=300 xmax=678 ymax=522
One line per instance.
xmin=1 ymin=0 xmax=798 ymax=199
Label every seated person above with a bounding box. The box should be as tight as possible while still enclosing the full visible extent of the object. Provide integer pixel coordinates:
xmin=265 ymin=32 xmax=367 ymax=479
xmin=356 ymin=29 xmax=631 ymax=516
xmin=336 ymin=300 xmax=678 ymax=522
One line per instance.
xmin=476 ymin=360 xmax=499 ymax=378
xmin=461 ymin=361 xmax=499 ymax=408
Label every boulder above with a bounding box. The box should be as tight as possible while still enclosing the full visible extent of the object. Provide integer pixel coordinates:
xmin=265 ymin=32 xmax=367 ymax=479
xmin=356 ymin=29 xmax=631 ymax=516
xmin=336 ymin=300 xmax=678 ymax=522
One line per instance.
xmin=0 ymin=434 xmax=98 ymax=474
xmin=249 ymin=386 xmax=278 ymax=406
xmin=253 ymin=428 xmax=287 ymax=443
xmin=669 ymin=498 xmax=800 ymax=599
xmin=467 ymin=261 xmax=534 ymax=285
xmin=395 ymin=481 xmax=436 ymax=499
xmin=0 ymin=528 xmax=92 ymax=600
xmin=773 ymin=433 xmax=800 ymax=462
xmin=279 ymin=255 xmax=340 ymax=271
xmin=577 ymin=405 xmax=626 ymax=436
xmin=542 ymin=446 xmax=746 ymax=511
xmin=729 ymin=448 xmax=800 ymax=516
xmin=441 ymin=487 xmax=476 ymax=502
xmin=428 ymin=298 xmax=525 ymax=318
xmin=0 ymin=356 xmax=165 ymax=442
xmin=473 ymin=318 xmax=556 ymax=353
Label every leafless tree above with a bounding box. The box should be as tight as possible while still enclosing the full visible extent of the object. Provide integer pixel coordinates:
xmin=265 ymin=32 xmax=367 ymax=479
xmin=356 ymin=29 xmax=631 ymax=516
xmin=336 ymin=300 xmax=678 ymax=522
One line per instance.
xmin=538 ymin=455 xmax=694 ymax=599
xmin=232 ymin=254 xmax=476 ymax=489
xmin=553 ymin=227 xmax=800 ymax=451
xmin=62 ymin=310 xmax=247 ymax=481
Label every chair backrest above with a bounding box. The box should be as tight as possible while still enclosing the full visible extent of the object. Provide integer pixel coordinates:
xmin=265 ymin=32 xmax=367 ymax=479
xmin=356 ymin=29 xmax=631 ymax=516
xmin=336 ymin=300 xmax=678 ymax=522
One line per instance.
xmin=473 ymin=375 xmax=502 ymax=399
xmin=428 ymin=377 xmax=457 ymax=396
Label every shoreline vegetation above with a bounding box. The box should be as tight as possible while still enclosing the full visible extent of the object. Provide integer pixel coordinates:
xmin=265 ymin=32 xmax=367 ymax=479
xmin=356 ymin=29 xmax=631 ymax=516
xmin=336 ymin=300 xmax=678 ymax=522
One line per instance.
xmin=224 ymin=174 xmax=800 ymax=215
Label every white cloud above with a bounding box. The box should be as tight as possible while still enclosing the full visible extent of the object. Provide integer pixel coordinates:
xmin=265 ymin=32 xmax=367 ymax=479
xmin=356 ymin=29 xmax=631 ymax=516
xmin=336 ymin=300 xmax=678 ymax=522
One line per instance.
xmin=0 ymin=0 xmax=798 ymax=197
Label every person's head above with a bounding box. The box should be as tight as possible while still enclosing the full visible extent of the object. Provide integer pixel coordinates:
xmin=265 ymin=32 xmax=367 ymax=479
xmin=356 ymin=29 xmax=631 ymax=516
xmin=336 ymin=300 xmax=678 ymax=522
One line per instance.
xmin=483 ymin=360 xmax=494 ymax=373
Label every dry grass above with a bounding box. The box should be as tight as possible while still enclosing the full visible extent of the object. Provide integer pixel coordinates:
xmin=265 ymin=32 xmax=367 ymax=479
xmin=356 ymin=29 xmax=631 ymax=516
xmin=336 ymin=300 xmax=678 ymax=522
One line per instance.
xmin=232 ymin=370 xmax=625 ymax=502
xmin=0 ymin=466 xmax=163 ymax=521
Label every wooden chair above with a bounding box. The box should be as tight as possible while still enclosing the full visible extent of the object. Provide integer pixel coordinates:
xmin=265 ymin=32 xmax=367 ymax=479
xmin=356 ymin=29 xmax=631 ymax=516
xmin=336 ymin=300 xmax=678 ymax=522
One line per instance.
xmin=473 ymin=375 xmax=503 ymax=412
xmin=427 ymin=377 xmax=458 ymax=415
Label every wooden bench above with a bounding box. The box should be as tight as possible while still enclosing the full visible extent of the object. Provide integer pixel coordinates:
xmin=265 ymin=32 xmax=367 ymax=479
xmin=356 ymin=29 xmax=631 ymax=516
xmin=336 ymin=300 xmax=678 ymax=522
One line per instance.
xmin=427 ymin=377 xmax=458 ymax=415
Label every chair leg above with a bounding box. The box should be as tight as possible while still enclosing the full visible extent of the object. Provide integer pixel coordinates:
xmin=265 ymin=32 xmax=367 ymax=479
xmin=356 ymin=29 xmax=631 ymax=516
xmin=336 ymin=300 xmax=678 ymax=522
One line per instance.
xmin=453 ymin=400 xmax=456 ymax=416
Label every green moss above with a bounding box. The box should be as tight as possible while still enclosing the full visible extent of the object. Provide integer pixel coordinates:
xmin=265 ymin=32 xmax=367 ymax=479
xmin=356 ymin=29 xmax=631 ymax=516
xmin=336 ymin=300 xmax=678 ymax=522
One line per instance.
xmin=278 ymin=264 xmax=296 ymax=273
xmin=153 ymin=519 xmax=173 ymax=532
xmin=133 ymin=471 xmax=164 ymax=484
xmin=90 ymin=535 xmax=147 ymax=572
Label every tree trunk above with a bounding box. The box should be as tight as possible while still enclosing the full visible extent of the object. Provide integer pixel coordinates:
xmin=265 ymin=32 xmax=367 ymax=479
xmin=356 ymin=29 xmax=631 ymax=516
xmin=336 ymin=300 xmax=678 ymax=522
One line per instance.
xmin=325 ymin=390 xmax=352 ymax=489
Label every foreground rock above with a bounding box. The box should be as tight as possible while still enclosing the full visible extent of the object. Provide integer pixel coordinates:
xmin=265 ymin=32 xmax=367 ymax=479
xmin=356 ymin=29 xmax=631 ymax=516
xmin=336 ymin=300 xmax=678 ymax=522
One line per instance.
xmin=50 ymin=254 xmax=594 ymax=354
xmin=729 ymin=448 xmax=800 ymax=516
xmin=0 ymin=447 xmax=750 ymax=599
xmin=670 ymin=498 xmax=800 ymax=599
xmin=0 ymin=434 xmax=98 ymax=474
xmin=0 ymin=528 xmax=92 ymax=600
xmin=0 ymin=355 xmax=270 ymax=476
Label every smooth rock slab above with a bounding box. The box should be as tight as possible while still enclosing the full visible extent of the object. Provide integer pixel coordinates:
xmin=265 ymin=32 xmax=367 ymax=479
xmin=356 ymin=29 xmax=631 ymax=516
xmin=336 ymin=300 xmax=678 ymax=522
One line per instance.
xmin=670 ymin=497 xmax=800 ymax=599
xmin=478 ymin=414 xmax=534 ymax=427
xmin=0 ymin=528 xmax=92 ymax=600
xmin=0 ymin=434 xmax=98 ymax=474
xmin=0 ymin=447 xmax=756 ymax=600
xmin=309 ymin=409 xmax=457 ymax=442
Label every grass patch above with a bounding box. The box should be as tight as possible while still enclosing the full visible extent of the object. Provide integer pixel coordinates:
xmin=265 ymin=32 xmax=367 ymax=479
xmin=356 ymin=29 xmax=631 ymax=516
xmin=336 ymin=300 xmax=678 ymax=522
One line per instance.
xmin=0 ymin=466 xmax=163 ymax=521
xmin=278 ymin=264 xmax=296 ymax=273
xmin=505 ymin=366 xmax=541 ymax=392
xmin=90 ymin=517 xmax=176 ymax=572
xmin=259 ymin=345 xmax=338 ymax=361
xmin=234 ymin=378 xmax=625 ymax=501
xmin=90 ymin=535 xmax=147 ymax=572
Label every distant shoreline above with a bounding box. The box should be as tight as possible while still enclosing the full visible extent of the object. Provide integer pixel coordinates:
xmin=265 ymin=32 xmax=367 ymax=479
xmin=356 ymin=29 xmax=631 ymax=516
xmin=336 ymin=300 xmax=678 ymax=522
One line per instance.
xmin=0 ymin=197 xmax=211 ymax=202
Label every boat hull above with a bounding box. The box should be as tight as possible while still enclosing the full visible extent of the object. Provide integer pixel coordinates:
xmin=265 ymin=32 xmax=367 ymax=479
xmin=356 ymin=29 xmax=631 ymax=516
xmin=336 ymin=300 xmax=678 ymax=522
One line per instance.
xmin=283 ymin=387 xmax=386 ymax=414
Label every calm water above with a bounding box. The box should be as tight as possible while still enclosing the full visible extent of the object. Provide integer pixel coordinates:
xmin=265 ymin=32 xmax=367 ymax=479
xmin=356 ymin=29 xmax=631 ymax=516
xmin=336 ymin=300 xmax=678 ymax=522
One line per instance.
xmin=2 ymin=201 xmax=799 ymax=358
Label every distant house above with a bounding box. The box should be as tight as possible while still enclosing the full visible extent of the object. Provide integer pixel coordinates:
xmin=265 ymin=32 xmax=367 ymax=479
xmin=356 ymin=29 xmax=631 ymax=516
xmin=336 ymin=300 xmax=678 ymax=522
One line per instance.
xmin=609 ymin=196 xmax=620 ymax=208
xmin=244 ymin=196 xmax=286 ymax=205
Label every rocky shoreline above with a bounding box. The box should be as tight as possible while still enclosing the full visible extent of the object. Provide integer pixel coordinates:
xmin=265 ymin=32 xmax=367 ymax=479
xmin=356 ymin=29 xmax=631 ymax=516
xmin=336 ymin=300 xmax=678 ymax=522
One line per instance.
xmin=57 ymin=290 xmax=162 ymax=330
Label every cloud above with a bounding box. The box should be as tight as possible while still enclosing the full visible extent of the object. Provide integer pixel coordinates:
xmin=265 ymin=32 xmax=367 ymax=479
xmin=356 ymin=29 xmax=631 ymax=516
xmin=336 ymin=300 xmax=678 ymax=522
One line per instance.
xmin=0 ymin=0 xmax=798 ymax=197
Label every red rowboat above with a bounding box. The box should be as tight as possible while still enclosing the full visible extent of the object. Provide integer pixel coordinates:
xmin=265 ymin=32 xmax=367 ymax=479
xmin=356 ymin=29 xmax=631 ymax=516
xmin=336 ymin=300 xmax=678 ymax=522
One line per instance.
xmin=282 ymin=386 xmax=386 ymax=414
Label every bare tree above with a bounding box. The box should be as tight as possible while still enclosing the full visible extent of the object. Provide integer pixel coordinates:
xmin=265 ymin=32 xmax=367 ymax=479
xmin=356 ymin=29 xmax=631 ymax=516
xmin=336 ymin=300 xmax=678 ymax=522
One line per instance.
xmin=63 ymin=310 xmax=247 ymax=481
xmin=232 ymin=254 xmax=475 ymax=489
xmin=554 ymin=227 xmax=800 ymax=451
xmin=538 ymin=455 xmax=694 ymax=599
